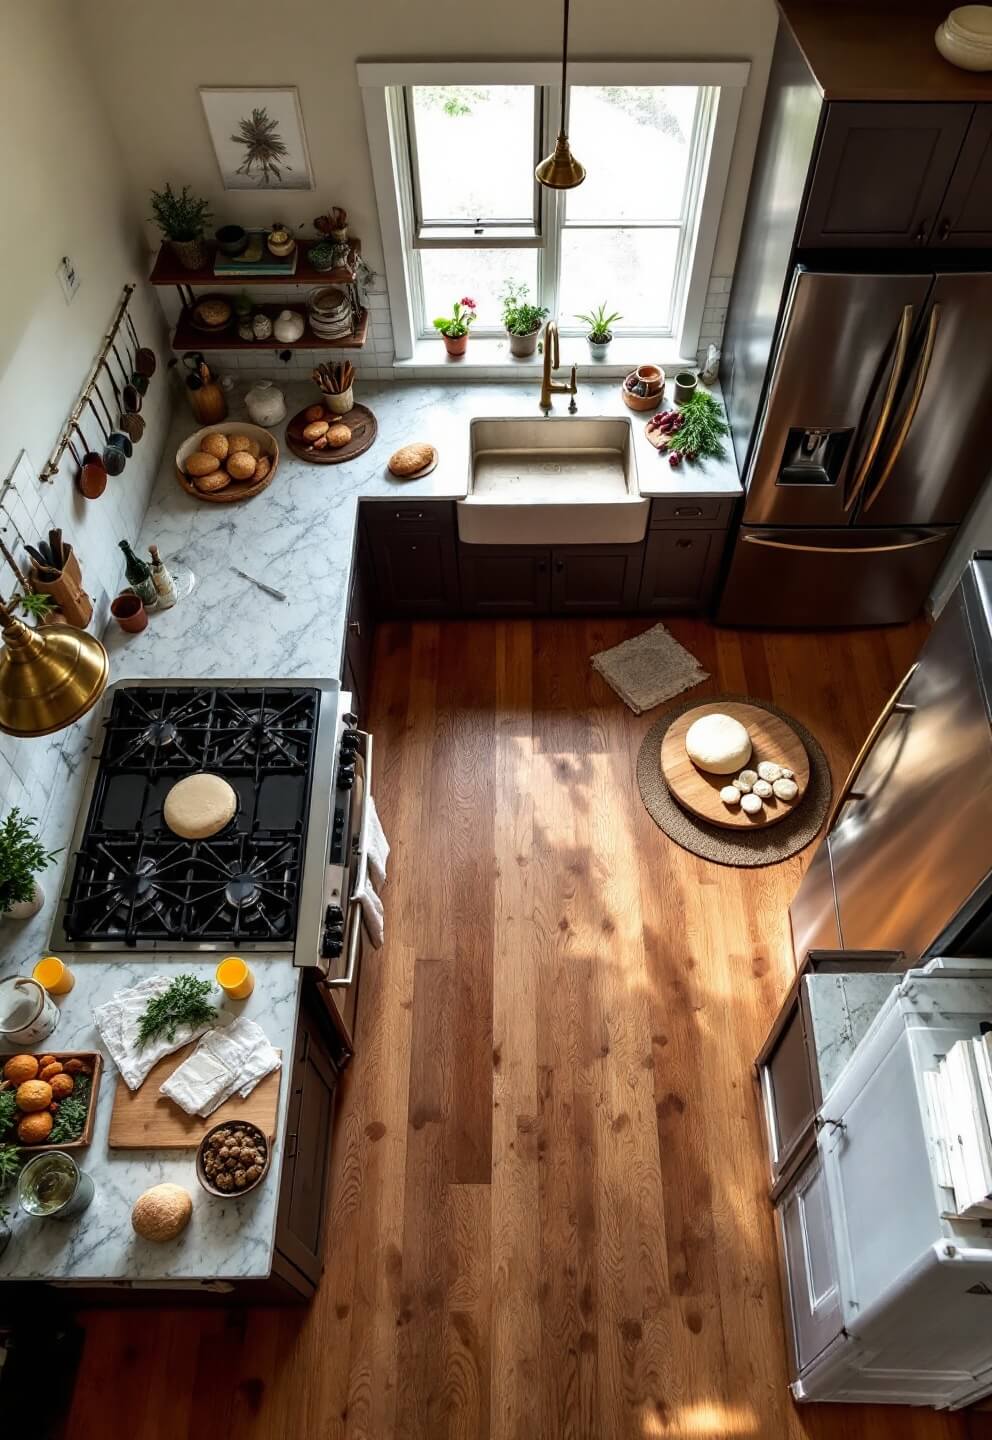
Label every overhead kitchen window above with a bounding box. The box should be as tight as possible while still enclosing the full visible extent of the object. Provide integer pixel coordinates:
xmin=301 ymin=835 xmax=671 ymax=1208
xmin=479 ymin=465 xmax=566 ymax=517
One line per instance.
xmin=359 ymin=62 xmax=749 ymax=359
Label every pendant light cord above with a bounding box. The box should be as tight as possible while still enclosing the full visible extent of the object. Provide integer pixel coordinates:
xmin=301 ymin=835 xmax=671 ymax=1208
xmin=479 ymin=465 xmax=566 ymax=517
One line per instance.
xmin=559 ymin=0 xmax=570 ymax=135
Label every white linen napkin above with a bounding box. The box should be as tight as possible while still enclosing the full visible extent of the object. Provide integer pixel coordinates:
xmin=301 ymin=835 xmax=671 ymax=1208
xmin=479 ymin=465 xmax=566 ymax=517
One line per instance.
xmin=159 ymin=1016 xmax=281 ymax=1118
xmin=93 ymin=974 xmax=216 ymax=1091
xmin=355 ymin=871 xmax=384 ymax=949
xmin=366 ymin=794 xmax=390 ymax=891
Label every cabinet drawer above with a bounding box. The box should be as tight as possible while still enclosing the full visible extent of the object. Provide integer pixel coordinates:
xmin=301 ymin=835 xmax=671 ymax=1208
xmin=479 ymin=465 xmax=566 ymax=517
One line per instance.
xmin=362 ymin=499 xmax=456 ymax=536
xmin=650 ymin=496 xmax=734 ymax=528
xmin=638 ymin=528 xmax=723 ymax=612
xmin=777 ymin=1151 xmax=843 ymax=1375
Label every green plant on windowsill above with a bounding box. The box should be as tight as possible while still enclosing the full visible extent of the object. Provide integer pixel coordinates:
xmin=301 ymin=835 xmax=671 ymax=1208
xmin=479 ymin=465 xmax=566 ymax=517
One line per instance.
xmin=575 ymin=301 xmax=622 ymax=351
xmin=16 ymin=590 xmax=55 ymax=625
xmin=500 ymin=282 xmax=549 ymax=337
xmin=0 ymin=808 xmax=61 ymax=915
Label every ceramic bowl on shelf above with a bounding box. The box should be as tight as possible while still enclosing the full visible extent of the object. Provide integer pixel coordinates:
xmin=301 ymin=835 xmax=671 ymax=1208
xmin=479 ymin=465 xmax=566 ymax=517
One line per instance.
xmin=215 ymin=225 xmax=248 ymax=257
xmin=935 ymin=5 xmax=992 ymax=66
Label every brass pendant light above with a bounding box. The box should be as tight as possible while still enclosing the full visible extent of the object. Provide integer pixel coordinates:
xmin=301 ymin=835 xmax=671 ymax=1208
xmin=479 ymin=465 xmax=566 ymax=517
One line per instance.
xmin=0 ymin=601 xmax=109 ymax=737
xmin=536 ymin=0 xmax=586 ymax=190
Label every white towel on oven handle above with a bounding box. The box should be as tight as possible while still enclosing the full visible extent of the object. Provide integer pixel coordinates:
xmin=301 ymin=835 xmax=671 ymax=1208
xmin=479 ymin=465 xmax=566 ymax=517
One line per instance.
xmin=365 ymin=794 xmax=390 ymax=891
xmin=354 ymin=871 xmax=384 ymax=949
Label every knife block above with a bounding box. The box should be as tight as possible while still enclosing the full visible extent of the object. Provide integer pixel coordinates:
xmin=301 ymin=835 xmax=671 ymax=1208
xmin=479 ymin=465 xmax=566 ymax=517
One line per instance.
xmin=30 ymin=545 xmax=93 ymax=629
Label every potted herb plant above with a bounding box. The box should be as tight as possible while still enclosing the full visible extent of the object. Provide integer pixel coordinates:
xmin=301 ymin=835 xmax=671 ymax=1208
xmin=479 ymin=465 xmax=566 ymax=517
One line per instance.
xmin=0 ymin=809 xmax=61 ymax=921
xmin=150 ymin=183 xmax=213 ymax=271
xmin=433 ymin=297 xmax=477 ymax=358
xmin=575 ymin=302 xmax=622 ymax=360
xmin=500 ymin=282 xmax=549 ymax=358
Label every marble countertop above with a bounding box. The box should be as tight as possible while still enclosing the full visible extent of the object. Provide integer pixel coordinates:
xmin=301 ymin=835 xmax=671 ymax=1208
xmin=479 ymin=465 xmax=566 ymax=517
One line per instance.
xmin=0 ymin=376 xmax=738 ymax=1287
xmin=804 ymin=972 xmax=902 ymax=1100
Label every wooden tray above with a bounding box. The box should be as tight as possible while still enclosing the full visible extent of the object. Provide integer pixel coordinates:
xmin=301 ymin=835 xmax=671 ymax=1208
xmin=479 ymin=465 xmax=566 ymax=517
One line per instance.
xmin=174 ymin=421 xmax=279 ymax=504
xmin=285 ymin=402 xmax=378 ymax=465
xmin=108 ymin=1045 xmax=281 ymax=1149
xmin=0 ymin=1050 xmax=102 ymax=1150
xmin=660 ymin=701 xmax=809 ymax=829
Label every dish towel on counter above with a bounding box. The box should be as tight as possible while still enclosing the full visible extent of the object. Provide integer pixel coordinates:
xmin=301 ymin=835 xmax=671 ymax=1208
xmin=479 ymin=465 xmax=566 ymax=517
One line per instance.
xmin=93 ymin=975 xmax=218 ymax=1091
xmin=366 ymin=795 xmax=390 ymax=891
xmin=159 ymin=1016 xmax=281 ymax=1118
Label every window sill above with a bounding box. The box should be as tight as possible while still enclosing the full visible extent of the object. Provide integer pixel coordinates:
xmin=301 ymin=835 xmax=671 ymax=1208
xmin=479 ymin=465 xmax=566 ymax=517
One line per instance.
xmin=393 ymin=335 xmax=698 ymax=378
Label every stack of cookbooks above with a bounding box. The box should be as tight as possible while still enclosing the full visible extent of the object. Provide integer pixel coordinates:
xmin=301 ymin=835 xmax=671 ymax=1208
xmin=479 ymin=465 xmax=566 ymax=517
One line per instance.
xmin=924 ymin=1031 xmax=992 ymax=1218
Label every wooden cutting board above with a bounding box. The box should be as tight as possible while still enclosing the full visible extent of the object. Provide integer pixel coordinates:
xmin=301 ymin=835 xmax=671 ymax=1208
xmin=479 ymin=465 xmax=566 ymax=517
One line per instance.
xmin=660 ymin=701 xmax=809 ymax=830
xmin=108 ymin=1044 xmax=281 ymax=1149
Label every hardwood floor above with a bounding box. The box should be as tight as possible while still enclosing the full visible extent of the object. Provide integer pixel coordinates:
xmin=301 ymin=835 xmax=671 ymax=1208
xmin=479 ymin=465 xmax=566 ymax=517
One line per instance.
xmin=67 ymin=616 xmax=992 ymax=1440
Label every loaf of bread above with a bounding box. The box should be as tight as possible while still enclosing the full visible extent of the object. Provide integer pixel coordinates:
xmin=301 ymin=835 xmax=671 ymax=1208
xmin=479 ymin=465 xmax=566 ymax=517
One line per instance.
xmin=200 ymin=432 xmax=230 ymax=461
xmin=194 ymin=469 xmax=231 ymax=493
xmin=326 ymin=423 xmax=352 ymax=449
xmin=388 ymin=442 xmax=433 ymax=477
xmin=226 ymin=451 xmax=257 ymax=482
xmin=186 ymin=451 xmax=221 ymax=478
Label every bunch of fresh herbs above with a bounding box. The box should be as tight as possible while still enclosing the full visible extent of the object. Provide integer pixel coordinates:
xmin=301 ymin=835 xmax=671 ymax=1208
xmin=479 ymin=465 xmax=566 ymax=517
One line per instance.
xmin=0 ymin=1143 xmax=22 ymax=1191
xmin=49 ymin=1076 xmax=91 ymax=1145
xmin=0 ymin=1090 xmax=17 ymax=1141
xmin=500 ymin=281 xmax=548 ymax=337
xmin=0 ymin=808 xmax=61 ymax=912
xmin=137 ymin=974 xmax=217 ymax=1047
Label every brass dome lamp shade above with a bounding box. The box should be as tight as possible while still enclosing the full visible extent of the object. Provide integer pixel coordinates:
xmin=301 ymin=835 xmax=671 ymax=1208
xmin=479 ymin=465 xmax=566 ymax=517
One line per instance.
xmin=0 ymin=599 xmax=109 ymax=737
xmin=536 ymin=0 xmax=586 ymax=190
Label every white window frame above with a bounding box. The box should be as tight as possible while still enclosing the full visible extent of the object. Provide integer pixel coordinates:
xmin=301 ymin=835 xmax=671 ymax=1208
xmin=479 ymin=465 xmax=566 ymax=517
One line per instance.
xmin=359 ymin=60 xmax=748 ymax=361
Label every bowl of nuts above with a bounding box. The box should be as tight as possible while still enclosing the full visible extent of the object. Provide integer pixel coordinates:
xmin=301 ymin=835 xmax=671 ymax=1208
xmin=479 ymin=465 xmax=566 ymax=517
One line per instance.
xmin=195 ymin=1120 xmax=270 ymax=1198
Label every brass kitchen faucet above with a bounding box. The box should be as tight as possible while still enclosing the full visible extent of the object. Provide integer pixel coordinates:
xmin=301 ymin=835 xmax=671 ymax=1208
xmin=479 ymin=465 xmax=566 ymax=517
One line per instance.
xmin=539 ymin=321 xmax=578 ymax=413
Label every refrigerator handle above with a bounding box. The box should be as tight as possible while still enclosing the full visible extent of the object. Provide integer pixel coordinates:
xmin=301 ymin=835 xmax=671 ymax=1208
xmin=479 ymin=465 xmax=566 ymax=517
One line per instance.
xmin=825 ymin=663 xmax=918 ymax=830
xmin=843 ymin=304 xmax=914 ymax=515
xmin=741 ymin=531 xmax=947 ymax=556
xmin=861 ymin=305 xmax=941 ymax=515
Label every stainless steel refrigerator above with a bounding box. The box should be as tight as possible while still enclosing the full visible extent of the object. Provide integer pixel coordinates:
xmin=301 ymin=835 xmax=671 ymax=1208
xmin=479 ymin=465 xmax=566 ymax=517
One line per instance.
xmin=790 ymin=555 xmax=992 ymax=965
xmin=718 ymin=268 xmax=992 ymax=627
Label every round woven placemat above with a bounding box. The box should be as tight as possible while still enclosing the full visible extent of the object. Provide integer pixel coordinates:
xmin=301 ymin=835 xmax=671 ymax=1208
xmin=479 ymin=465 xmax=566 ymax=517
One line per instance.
xmin=637 ymin=694 xmax=832 ymax=868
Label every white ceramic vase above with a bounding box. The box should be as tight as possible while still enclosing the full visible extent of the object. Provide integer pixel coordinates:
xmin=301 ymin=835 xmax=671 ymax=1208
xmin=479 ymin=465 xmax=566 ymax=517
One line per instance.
xmin=245 ymin=380 xmax=287 ymax=427
xmin=273 ymin=308 xmax=305 ymax=344
xmin=3 ymin=879 xmax=43 ymax=920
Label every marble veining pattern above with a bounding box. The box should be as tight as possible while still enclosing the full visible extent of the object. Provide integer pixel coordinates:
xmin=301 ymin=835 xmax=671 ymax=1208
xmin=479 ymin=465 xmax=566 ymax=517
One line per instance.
xmin=804 ymin=972 xmax=902 ymax=1100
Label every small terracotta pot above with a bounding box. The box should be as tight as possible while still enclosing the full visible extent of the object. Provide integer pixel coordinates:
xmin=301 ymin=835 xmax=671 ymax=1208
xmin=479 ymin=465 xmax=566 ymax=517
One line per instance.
xmin=111 ymin=592 xmax=148 ymax=634
xmin=442 ymin=333 xmax=468 ymax=358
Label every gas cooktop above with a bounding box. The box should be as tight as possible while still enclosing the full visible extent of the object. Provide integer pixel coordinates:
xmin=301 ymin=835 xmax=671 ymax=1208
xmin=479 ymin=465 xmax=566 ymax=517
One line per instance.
xmin=58 ymin=684 xmax=330 ymax=950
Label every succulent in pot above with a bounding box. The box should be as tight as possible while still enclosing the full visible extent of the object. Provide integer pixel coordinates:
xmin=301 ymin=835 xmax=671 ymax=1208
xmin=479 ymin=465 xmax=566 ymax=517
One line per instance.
xmin=433 ymin=297 xmax=477 ymax=357
xmin=150 ymin=183 xmax=213 ymax=271
xmin=0 ymin=808 xmax=61 ymax=920
xmin=575 ymin=301 xmax=622 ymax=360
xmin=500 ymin=281 xmax=549 ymax=358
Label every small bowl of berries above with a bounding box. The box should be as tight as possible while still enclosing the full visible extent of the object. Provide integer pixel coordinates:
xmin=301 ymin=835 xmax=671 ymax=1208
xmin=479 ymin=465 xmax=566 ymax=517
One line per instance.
xmin=196 ymin=1119 xmax=270 ymax=1198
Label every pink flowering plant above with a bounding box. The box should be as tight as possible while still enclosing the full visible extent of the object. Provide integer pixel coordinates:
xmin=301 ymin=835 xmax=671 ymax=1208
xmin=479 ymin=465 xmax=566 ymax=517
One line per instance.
xmin=433 ymin=296 xmax=478 ymax=339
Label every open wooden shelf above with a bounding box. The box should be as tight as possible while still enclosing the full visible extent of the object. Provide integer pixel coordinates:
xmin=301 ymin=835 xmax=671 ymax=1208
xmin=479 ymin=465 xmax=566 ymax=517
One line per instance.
xmin=172 ymin=303 xmax=369 ymax=353
xmin=149 ymin=239 xmax=362 ymax=289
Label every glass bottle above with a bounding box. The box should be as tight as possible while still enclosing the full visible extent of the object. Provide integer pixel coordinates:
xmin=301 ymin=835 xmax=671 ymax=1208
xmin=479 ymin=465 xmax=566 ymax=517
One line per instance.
xmin=148 ymin=544 xmax=178 ymax=609
xmin=118 ymin=540 xmax=158 ymax=608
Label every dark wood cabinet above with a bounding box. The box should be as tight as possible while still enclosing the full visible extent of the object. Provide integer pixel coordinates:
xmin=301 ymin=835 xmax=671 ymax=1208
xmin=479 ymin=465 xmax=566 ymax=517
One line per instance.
xmin=364 ymin=501 xmax=460 ymax=616
xmin=274 ymin=997 xmax=342 ymax=1292
xmin=935 ymin=104 xmax=992 ymax=247
xmin=799 ymin=101 xmax=973 ymax=248
xmin=551 ymin=545 xmax=642 ymax=612
xmin=638 ymin=528 xmax=724 ymax=612
xmin=459 ymin=545 xmax=550 ymax=614
xmin=343 ymin=524 xmax=375 ymax=716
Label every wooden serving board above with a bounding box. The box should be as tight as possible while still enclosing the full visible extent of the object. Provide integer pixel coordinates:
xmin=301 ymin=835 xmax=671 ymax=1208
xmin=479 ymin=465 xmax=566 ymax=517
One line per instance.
xmin=660 ymin=701 xmax=809 ymax=830
xmin=285 ymin=402 xmax=378 ymax=465
xmin=108 ymin=1045 xmax=281 ymax=1149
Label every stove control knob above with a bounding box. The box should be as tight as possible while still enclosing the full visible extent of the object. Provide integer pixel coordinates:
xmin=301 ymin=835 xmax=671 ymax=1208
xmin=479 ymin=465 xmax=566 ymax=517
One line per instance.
xmin=338 ymin=764 xmax=356 ymax=789
xmin=341 ymin=730 xmax=362 ymax=753
xmin=320 ymin=931 xmax=344 ymax=960
xmin=325 ymin=904 xmax=345 ymax=927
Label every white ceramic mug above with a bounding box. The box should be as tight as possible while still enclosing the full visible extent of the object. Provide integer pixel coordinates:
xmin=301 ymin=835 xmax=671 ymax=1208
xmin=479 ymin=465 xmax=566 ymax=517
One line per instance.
xmin=0 ymin=976 xmax=59 ymax=1046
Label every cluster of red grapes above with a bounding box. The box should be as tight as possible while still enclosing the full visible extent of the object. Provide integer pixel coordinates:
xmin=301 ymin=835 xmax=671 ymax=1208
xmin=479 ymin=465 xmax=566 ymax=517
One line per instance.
xmin=647 ymin=410 xmax=698 ymax=467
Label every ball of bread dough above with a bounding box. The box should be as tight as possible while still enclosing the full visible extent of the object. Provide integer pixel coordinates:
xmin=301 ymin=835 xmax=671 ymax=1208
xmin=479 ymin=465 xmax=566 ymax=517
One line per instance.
xmin=740 ymin=792 xmax=764 ymax=816
xmin=684 ymin=713 xmax=752 ymax=775
xmin=752 ymin=779 xmax=773 ymax=798
xmin=773 ymin=777 xmax=799 ymax=801
xmin=757 ymin=761 xmax=783 ymax=783
xmin=719 ymin=785 xmax=741 ymax=807
xmin=164 ymin=772 xmax=237 ymax=839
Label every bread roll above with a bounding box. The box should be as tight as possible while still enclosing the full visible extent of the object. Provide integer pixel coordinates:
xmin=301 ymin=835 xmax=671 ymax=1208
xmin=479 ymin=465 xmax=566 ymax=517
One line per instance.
xmin=304 ymin=404 xmax=325 ymax=423
xmin=227 ymin=434 xmax=253 ymax=455
xmin=326 ymin=423 xmax=352 ymax=449
xmin=226 ymin=451 xmax=257 ymax=482
xmin=132 ymin=1184 xmax=192 ymax=1242
xmin=303 ymin=420 xmax=329 ymax=442
xmin=194 ymin=470 xmax=231 ymax=493
xmin=200 ymin=432 xmax=230 ymax=461
xmin=164 ymin=772 xmax=237 ymax=838
xmin=186 ymin=450 xmax=221 ymax=478
xmin=18 ymin=1110 xmax=53 ymax=1144
xmin=388 ymin=442 xmax=433 ymax=477
xmin=254 ymin=455 xmax=271 ymax=482
xmin=246 ymin=438 xmax=261 ymax=459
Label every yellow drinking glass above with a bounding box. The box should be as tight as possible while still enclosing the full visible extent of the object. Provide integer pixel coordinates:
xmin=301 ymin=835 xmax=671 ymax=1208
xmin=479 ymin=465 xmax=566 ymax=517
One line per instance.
xmin=33 ymin=956 xmax=75 ymax=996
xmin=216 ymin=955 xmax=254 ymax=1000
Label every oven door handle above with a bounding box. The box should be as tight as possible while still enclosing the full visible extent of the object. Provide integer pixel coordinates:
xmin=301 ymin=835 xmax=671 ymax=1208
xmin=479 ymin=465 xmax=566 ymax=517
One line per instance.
xmin=327 ymin=728 xmax=373 ymax=989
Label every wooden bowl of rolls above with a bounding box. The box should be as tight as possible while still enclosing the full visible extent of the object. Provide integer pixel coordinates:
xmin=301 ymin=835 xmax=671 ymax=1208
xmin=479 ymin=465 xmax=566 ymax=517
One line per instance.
xmin=175 ymin=422 xmax=279 ymax=503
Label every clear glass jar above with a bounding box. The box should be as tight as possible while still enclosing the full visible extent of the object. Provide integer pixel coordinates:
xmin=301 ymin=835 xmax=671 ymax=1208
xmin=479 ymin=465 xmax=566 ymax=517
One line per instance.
xmin=18 ymin=1150 xmax=95 ymax=1220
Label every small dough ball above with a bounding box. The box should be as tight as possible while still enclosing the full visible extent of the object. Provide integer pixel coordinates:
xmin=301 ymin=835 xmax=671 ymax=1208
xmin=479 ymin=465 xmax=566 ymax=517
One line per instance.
xmin=326 ymin=423 xmax=352 ymax=450
xmin=132 ymin=1184 xmax=193 ymax=1242
xmin=63 ymin=1058 xmax=84 ymax=1075
xmin=780 ymin=768 xmax=794 ymax=779
xmin=38 ymin=1054 xmax=58 ymax=1069
xmin=185 ymin=450 xmax=221 ymax=479
xmin=15 ymin=1079 xmax=53 ymax=1112
xmin=254 ymin=455 xmax=271 ymax=482
xmin=3 ymin=1053 xmax=39 ymax=1085
xmin=732 ymin=775 xmax=752 ymax=793
xmin=773 ymin=777 xmax=799 ymax=802
xmin=200 ymin=432 xmax=230 ymax=461
xmin=757 ymin=761 xmax=783 ymax=783
xmin=684 ymin=713 xmax=752 ymax=775
xmin=17 ymin=1110 xmax=53 ymax=1144
xmin=304 ymin=404 xmax=325 ymax=423
xmin=39 ymin=1061 xmax=63 ymax=1082
xmin=738 ymin=769 xmax=758 ymax=788
xmin=225 ymin=450 xmax=257 ymax=482
xmin=164 ymin=772 xmax=237 ymax=839
xmin=740 ymin=793 xmax=764 ymax=817
xmin=719 ymin=785 xmax=741 ymax=807
xmin=752 ymin=779 xmax=773 ymax=798
xmin=227 ymin=433 xmax=253 ymax=456
xmin=50 ymin=1073 xmax=75 ymax=1100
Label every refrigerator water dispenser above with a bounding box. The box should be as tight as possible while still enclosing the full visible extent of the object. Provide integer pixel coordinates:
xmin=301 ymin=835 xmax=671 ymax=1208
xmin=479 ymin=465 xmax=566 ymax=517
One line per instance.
xmin=778 ymin=427 xmax=853 ymax=485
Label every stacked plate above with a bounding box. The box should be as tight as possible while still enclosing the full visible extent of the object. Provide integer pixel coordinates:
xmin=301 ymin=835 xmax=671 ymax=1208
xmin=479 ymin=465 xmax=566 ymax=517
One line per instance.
xmin=308 ymin=287 xmax=354 ymax=341
xmin=936 ymin=5 xmax=992 ymax=68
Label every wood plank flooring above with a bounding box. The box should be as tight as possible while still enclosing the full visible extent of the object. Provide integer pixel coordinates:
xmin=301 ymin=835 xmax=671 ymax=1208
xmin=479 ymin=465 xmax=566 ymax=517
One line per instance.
xmin=67 ymin=616 xmax=992 ymax=1440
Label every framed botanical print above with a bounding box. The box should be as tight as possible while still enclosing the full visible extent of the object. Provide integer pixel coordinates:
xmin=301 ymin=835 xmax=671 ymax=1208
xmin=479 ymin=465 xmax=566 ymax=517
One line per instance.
xmin=200 ymin=87 xmax=314 ymax=190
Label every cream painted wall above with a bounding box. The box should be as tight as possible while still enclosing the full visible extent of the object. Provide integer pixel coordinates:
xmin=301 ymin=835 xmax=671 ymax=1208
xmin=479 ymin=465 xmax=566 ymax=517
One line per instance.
xmin=81 ymin=0 xmax=778 ymax=284
xmin=0 ymin=1 xmax=171 ymax=820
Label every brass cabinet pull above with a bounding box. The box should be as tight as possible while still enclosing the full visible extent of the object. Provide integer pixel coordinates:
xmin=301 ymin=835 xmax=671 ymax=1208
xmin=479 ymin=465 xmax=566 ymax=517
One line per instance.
xmin=862 ymin=304 xmax=941 ymax=515
xmin=844 ymin=304 xmax=913 ymax=514
xmin=741 ymin=531 xmax=946 ymax=556
xmin=826 ymin=662 xmax=918 ymax=831
xmin=348 ymin=620 xmax=361 ymax=638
